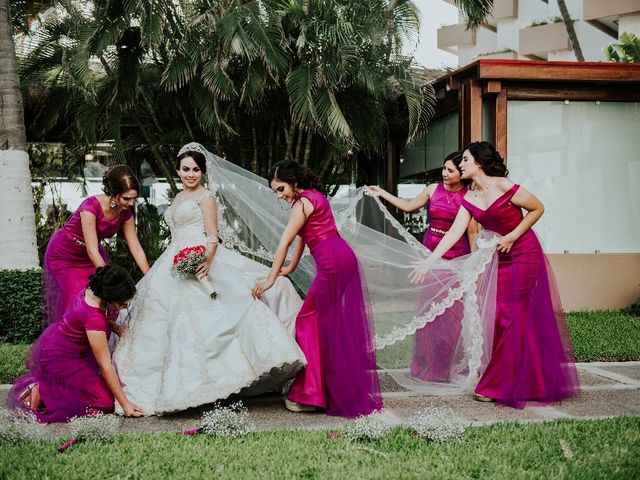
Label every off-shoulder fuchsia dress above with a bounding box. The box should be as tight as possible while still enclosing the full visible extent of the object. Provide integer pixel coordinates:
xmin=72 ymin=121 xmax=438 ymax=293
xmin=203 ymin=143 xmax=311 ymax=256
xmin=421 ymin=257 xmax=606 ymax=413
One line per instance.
xmin=286 ymin=189 xmax=383 ymax=418
xmin=43 ymin=196 xmax=133 ymax=325
xmin=8 ymin=292 xmax=115 ymax=423
xmin=411 ymin=183 xmax=469 ymax=381
xmin=462 ymin=185 xmax=580 ymax=408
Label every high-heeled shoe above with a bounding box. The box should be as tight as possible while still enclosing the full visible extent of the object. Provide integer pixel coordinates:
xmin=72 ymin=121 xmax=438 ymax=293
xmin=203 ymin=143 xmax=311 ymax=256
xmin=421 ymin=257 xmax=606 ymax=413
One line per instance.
xmin=17 ymin=383 xmax=37 ymax=409
xmin=474 ymin=393 xmax=496 ymax=403
xmin=284 ymin=398 xmax=318 ymax=413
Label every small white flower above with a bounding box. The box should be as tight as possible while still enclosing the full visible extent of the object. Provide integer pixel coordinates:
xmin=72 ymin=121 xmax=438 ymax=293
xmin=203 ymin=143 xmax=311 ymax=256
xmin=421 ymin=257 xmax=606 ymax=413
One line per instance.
xmin=408 ymin=406 xmax=467 ymax=442
xmin=69 ymin=413 xmax=120 ymax=442
xmin=0 ymin=409 xmax=43 ymax=444
xmin=200 ymin=401 xmax=254 ymax=438
xmin=343 ymin=412 xmax=392 ymax=441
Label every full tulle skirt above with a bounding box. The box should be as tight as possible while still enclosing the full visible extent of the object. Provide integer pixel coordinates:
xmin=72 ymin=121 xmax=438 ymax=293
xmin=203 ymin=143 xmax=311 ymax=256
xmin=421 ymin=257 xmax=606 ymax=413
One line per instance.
xmin=287 ymin=236 xmax=383 ymax=418
xmin=474 ymin=231 xmax=580 ymax=408
xmin=43 ymin=229 xmax=108 ymax=325
xmin=8 ymin=324 xmax=113 ymax=423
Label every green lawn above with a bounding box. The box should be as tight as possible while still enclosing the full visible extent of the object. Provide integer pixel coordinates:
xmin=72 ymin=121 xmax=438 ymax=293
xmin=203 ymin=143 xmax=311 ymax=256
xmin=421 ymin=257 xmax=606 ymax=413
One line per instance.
xmin=1 ymin=417 xmax=638 ymax=479
xmin=1 ymin=311 xmax=639 ymax=383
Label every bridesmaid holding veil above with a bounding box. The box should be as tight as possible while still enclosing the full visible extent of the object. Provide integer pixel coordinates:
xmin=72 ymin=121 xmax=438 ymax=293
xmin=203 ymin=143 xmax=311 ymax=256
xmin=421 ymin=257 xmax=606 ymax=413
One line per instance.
xmin=43 ymin=165 xmax=149 ymax=325
xmin=410 ymin=141 xmax=580 ymax=408
xmin=368 ymin=151 xmax=478 ymax=382
xmin=252 ymin=160 xmax=382 ymax=418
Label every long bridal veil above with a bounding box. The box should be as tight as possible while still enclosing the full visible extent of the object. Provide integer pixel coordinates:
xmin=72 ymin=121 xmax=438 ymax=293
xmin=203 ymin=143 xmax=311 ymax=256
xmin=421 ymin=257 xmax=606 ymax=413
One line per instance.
xmin=180 ymin=142 xmax=500 ymax=389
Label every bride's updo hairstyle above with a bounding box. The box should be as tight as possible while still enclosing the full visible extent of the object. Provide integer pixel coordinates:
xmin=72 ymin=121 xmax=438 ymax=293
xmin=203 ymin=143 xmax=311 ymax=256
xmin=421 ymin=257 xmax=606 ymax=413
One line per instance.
xmin=176 ymin=150 xmax=207 ymax=175
xmin=102 ymin=165 xmax=140 ymax=196
xmin=465 ymin=141 xmax=509 ymax=177
xmin=268 ymin=160 xmax=324 ymax=193
xmin=88 ymin=265 xmax=136 ymax=303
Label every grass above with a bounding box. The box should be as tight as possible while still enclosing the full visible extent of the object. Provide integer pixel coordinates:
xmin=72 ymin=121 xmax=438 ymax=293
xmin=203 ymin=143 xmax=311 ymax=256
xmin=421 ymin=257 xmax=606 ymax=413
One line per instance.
xmin=565 ymin=310 xmax=640 ymax=362
xmin=1 ymin=311 xmax=639 ymax=382
xmin=1 ymin=417 xmax=639 ymax=479
xmin=0 ymin=343 xmax=28 ymax=383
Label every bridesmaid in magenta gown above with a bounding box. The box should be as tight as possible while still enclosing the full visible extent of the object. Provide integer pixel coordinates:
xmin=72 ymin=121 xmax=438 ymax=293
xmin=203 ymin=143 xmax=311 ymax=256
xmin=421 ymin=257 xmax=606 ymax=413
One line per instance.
xmin=9 ymin=265 xmax=144 ymax=422
xmin=411 ymin=141 xmax=580 ymax=408
xmin=43 ymin=165 xmax=149 ymax=325
xmin=252 ymin=161 xmax=382 ymax=418
xmin=368 ymin=151 xmax=479 ymax=381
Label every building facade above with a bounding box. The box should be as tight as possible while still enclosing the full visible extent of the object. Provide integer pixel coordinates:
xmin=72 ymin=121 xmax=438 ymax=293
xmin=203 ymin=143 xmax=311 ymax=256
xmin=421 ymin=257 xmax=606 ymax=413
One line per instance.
xmin=400 ymin=59 xmax=640 ymax=311
xmin=437 ymin=0 xmax=640 ymax=65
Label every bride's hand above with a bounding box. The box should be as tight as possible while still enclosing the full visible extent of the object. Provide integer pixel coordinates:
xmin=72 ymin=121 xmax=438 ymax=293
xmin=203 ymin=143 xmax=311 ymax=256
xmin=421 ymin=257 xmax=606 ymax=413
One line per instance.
xmin=195 ymin=254 xmax=214 ymax=280
xmin=252 ymin=279 xmax=274 ymax=299
xmin=279 ymin=264 xmax=296 ymax=276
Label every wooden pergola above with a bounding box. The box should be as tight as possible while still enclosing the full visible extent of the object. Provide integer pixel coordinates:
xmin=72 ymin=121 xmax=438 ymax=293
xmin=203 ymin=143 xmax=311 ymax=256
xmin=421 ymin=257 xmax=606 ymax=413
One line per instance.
xmin=431 ymin=59 xmax=640 ymax=158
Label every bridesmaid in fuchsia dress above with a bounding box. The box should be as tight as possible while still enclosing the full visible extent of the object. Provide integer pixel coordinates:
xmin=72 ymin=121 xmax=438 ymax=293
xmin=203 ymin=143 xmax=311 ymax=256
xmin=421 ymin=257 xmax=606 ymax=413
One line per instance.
xmin=43 ymin=166 xmax=149 ymax=325
xmin=252 ymin=160 xmax=382 ymax=418
xmin=411 ymin=142 xmax=580 ymax=408
xmin=368 ymin=151 xmax=479 ymax=382
xmin=9 ymin=266 xmax=144 ymax=422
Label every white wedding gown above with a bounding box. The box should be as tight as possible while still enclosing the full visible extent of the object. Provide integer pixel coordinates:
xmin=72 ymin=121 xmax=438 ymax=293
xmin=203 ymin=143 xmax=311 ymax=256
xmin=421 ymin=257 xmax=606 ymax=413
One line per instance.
xmin=112 ymin=190 xmax=306 ymax=415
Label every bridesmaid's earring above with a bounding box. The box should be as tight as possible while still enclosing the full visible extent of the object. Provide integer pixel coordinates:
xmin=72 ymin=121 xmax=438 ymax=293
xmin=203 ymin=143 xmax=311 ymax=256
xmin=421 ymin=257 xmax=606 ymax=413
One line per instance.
xmin=109 ymin=197 xmax=117 ymax=209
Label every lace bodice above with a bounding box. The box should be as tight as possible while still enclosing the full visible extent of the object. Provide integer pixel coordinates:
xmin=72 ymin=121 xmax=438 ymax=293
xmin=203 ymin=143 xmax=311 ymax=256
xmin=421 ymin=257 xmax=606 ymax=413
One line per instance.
xmin=164 ymin=191 xmax=213 ymax=249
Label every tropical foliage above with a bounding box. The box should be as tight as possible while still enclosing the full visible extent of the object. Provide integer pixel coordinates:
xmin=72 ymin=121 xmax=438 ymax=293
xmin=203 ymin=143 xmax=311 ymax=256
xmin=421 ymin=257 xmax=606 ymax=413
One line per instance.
xmin=16 ymin=0 xmax=435 ymax=189
xmin=606 ymin=32 xmax=640 ymax=63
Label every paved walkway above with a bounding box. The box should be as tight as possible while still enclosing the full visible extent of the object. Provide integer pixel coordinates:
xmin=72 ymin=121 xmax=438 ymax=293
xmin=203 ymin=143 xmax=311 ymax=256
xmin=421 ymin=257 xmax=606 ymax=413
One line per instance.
xmin=2 ymin=362 xmax=639 ymax=439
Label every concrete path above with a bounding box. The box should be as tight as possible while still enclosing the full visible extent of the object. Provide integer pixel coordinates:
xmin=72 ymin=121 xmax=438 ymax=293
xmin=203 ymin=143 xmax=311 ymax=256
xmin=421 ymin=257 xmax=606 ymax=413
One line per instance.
xmin=2 ymin=361 xmax=639 ymax=439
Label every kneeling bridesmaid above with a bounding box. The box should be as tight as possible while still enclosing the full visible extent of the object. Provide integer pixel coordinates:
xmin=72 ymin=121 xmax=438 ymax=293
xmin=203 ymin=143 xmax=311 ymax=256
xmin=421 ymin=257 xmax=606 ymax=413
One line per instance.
xmin=9 ymin=265 xmax=144 ymax=422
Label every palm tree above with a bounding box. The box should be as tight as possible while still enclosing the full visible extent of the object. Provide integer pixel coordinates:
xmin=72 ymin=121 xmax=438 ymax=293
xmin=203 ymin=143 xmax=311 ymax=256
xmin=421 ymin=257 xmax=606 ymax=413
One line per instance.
xmin=0 ymin=0 xmax=39 ymax=269
xmin=606 ymin=32 xmax=640 ymax=63
xmin=454 ymin=0 xmax=585 ymax=61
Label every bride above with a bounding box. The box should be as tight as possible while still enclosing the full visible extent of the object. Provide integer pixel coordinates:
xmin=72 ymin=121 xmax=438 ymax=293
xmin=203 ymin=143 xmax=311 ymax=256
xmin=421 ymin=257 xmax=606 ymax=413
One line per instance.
xmin=112 ymin=143 xmax=306 ymax=415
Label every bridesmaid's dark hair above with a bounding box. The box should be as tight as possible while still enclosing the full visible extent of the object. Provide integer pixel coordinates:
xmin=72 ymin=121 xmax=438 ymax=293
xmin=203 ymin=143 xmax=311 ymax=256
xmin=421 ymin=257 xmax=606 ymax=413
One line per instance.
xmin=268 ymin=160 xmax=323 ymax=193
xmin=443 ymin=150 xmax=471 ymax=186
xmin=464 ymin=141 xmax=508 ymax=177
xmin=102 ymin=165 xmax=140 ymax=196
xmin=176 ymin=151 xmax=207 ymax=175
xmin=88 ymin=265 xmax=136 ymax=303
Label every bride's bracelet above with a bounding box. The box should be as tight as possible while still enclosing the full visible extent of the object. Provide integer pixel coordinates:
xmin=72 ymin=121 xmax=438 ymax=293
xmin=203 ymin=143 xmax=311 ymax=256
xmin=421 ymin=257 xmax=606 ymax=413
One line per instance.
xmin=205 ymin=235 xmax=220 ymax=244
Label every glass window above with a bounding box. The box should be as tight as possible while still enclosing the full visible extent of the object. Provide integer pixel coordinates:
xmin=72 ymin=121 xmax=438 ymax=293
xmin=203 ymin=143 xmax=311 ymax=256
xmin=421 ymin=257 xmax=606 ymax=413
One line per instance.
xmin=507 ymin=100 xmax=640 ymax=253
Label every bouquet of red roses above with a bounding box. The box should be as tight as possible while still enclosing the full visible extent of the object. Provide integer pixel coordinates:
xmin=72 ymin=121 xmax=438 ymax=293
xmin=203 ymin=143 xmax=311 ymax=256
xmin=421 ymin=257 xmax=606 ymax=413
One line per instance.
xmin=171 ymin=245 xmax=218 ymax=299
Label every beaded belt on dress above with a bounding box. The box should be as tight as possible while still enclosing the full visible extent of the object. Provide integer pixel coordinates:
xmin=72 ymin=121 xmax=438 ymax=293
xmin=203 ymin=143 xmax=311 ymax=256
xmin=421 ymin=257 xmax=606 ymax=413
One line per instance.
xmin=429 ymin=226 xmax=448 ymax=235
xmin=64 ymin=228 xmax=86 ymax=247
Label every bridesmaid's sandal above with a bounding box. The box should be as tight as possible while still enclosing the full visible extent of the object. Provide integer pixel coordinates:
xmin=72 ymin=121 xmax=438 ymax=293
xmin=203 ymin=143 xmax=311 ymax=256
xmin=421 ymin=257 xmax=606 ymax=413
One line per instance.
xmin=17 ymin=383 xmax=40 ymax=410
xmin=474 ymin=393 xmax=496 ymax=403
xmin=285 ymin=398 xmax=319 ymax=413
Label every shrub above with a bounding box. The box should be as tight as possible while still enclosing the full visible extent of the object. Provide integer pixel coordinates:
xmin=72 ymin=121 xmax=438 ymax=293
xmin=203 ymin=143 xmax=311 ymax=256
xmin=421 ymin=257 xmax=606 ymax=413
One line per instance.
xmin=0 ymin=269 xmax=43 ymax=344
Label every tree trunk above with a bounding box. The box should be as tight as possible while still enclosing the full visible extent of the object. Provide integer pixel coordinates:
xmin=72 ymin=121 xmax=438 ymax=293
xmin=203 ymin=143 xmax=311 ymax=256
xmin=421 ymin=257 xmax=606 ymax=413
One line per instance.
xmin=557 ymin=0 xmax=585 ymax=61
xmin=136 ymin=120 xmax=179 ymax=194
xmin=284 ymin=122 xmax=296 ymax=161
xmin=294 ymin=129 xmax=304 ymax=163
xmin=251 ymin=125 xmax=259 ymax=173
xmin=303 ymin=132 xmax=313 ymax=166
xmin=0 ymin=0 xmax=39 ymax=269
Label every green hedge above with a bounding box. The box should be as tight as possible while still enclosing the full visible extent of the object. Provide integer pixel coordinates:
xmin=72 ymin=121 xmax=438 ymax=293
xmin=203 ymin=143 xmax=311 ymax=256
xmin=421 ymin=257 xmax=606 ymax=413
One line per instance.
xmin=0 ymin=269 xmax=42 ymax=344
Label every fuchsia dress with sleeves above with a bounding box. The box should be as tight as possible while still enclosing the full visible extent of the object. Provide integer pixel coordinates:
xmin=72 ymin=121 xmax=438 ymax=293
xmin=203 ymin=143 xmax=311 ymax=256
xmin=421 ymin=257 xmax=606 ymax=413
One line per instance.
xmin=462 ymin=185 xmax=580 ymax=407
xmin=286 ymin=189 xmax=383 ymax=418
xmin=43 ymin=196 xmax=133 ymax=325
xmin=411 ymin=183 xmax=470 ymax=382
xmin=9 ymin=292 xmax=115 ymax=423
